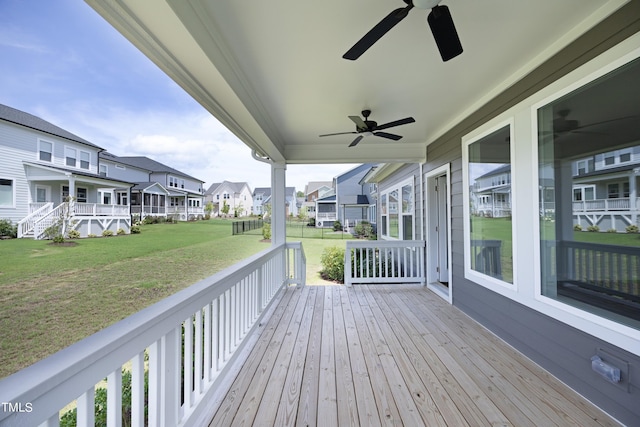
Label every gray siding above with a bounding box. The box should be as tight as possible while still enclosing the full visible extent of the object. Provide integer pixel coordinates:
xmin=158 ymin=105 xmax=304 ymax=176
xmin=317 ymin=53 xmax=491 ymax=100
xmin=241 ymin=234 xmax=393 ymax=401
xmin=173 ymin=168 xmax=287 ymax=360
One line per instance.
xmin=0 ymin=122 xmax=32 ymax=222
xmin=424 ymin=3 xmax=640 ymax=425
xmin=101 ymin=160 xmax=149 ymax=182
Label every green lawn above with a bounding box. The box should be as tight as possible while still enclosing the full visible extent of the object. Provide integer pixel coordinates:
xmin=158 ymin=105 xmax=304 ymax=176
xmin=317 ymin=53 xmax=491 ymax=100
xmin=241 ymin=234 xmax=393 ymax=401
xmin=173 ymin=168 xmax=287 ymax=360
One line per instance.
xmin=0 ymin=219 xmax=352 ymax=378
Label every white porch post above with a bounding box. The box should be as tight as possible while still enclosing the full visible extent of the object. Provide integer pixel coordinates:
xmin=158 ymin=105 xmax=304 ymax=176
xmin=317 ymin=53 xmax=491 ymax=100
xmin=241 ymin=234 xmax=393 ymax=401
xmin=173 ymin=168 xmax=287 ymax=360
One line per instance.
xmin=271 ymin=162 xmax=287 ymax=245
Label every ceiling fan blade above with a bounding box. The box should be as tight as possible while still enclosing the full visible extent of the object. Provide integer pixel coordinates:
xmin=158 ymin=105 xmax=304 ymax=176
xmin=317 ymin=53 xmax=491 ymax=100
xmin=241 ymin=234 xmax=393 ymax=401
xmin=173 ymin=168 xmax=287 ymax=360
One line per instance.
xmin=573 ymin=115 xmax=639 ymax=131
xmin=375 ymin=117 xmax=416 ymax=130
xmin=349 ymin=135 xmax=365 ymax=147
xmin=343 ymin=5 xmax=414 ymax=60
xmin=348 ymin=115 xmax=368 ymax=130
xmin=319 ymin=131 xmax=357 ymax=137
xmin=373 ymin=132 xmax=403 ymax=141
xmin=427 ymin=5 xmax=463 ymax=62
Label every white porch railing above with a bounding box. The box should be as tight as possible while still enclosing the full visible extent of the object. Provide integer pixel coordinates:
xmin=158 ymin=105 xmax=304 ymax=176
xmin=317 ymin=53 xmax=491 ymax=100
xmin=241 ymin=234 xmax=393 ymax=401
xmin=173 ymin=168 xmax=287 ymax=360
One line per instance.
xmin=72 ymin=203 xmax=129 ymax=216
xmin=344 ymin=240 xmax=426 ymax=286
xmin=316 ymin=212 xmax=337 ymax=221
xmin=17 ymin=202 xmax=53 ymax=238
xmin=572 ymin=197 xmax=640 ymax=212
xmin=0 ymin=242 xmax=305 ymax=427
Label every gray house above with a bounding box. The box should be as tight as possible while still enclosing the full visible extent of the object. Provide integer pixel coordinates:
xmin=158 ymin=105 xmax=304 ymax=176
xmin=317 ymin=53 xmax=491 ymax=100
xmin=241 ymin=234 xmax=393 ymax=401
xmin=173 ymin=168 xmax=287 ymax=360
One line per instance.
xmin=100 ymin=153 xmax=206 ymax=221
xmin=0 ymin=104 xmax=133 ymax=238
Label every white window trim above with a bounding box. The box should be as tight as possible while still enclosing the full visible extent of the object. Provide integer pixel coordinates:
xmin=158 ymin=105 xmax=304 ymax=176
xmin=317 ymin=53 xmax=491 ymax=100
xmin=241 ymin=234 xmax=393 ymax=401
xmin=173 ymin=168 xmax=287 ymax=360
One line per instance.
xmin=65 ymin=146 xmax=77 ymax=168
xmin=528 ymin=36 xmax=640 ymax=352
xmin=0 ymin=177 xmax=16 ymax=208
xmin=379 ymin=176 xmax=415 ymax=241
xmin=462 ymin=118 xmax=517 ymax=293
xmin=38 ymin=139 xmax=53 ymax=163
xmin=79 ymin=150 xmax=91 ymax=170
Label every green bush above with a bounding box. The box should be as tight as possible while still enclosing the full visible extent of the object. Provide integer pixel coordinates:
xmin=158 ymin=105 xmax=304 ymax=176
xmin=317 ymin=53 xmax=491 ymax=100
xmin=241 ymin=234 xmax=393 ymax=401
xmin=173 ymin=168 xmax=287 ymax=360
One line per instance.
xmin=606 ymin=228 xmax=617 ymax=233
xmin=130 ymin=225 xmax=141 ymax=234
xmin=67 ymin=229 xmax=81 ymax=239
xmin=0 ymin=219 xmax=17 ymax=238
xmin=52 ymin=235 xmax=65 ymax=244
xmin=102 ymin=230 xmax=114 ymax=237
xmin=354 ymin=221 xmax=374 ymax=239
xmin=117 ymin=228 xmax=126 ymax=236
xmin=333 ymin=220 xmax=342 ymax=232
xmin=626 ymin=224 xmax=639 ymax=233
xmin=262 ymin=223 xmax=271 ymax=240
xmin=88 ymin=233 xmax=98 ymax=238
xmin=320 ymin=246 xmax=344 ymax=283
xmin=573 ymin=224 xmax=582 ymax=231
xmin=587 ymin=225 xmax=600 ymax=232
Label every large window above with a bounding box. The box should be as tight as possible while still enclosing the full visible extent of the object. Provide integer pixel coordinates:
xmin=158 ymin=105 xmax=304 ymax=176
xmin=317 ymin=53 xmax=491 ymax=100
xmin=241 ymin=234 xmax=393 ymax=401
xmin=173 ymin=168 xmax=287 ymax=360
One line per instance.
xmin=380 ymin=178 xmax=414 ymax=240
xmin=65 ymin=147 xmax=77 ymax=167
xmin=538 ymin=56 xmax=640 ymax=329
xmin=465 ymin=124 xmax=513 ymax=284
xmin=80 ymin=151 xmax=90 ymax=169
xmin=0 ymin=178 xmax=14 ymax=207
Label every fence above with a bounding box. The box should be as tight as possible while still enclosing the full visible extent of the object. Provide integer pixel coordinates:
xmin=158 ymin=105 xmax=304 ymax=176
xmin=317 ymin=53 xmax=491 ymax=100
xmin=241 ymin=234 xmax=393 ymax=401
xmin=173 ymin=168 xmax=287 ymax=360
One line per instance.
xmin=232 ymin=219 xmax=264 ymax=235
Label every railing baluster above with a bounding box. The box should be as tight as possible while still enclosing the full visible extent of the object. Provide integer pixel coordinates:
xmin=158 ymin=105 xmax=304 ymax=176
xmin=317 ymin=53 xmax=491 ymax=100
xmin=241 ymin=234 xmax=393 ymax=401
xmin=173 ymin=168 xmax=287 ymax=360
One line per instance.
xmin=183 ymin=316 xmax=194 ymax=411
xmin=148 ymin=340 xmax=161 ymax=426
xmin=77 ymin=387 xmax=95 ymax=426
xmin=106 ymin=369 xmax=122 ymax=427
xmin=131 ymin=352 xmax=145 ymax=427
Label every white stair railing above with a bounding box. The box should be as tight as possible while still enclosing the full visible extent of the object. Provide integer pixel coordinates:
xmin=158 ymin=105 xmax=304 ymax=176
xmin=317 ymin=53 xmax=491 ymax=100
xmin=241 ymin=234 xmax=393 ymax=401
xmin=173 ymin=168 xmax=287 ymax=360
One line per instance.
xmin=0 ymin=242 xmax=305 ymax=427
xmin=17 ymin=202 xmax=53 ymax=238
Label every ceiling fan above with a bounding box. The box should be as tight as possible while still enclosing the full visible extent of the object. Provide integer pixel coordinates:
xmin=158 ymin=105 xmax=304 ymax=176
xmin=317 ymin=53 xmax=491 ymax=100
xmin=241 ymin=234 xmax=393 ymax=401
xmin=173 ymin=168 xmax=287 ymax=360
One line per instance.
xmin=549 ymin=109 xmax=636 ymax=137
xmin=319 ymin=110 xmax=415 ymax=147
xmin=342 ymin=0 xmax=463 ymax=62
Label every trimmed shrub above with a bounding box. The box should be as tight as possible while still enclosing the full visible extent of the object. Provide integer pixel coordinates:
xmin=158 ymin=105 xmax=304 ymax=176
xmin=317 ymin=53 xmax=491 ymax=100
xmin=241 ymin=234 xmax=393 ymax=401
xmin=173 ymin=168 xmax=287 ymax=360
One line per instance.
xmin=320 ymin=246 xmax=344 ymax=283
xmin=130 ymin=225 xmax=141 ymax=234
xmin=67 ymin=229 xmax=81 ymax=239
xmin=606 ymin=228 xmax=617 ymax=233
xmin=88 ymin=233 xmax=98 ymax=238
xmin=354 ymin=221 xmax=374 ymax=239
xmin=333 ymin=220 xmax=342 ymax=232
xmin=102 ymin=229 xmax=114 ymax=237
xmin=586 ymin=225 xmax=600 ymax=232
xmin=573 ymin=224 xmax=582 ymax=232
xmin=117 ymin=228 xmax=126 ymax=235
xmin=0 ymin=219 xmax=17 ymax=238
xmin=262 ymin=223 xmax=271 ymax=240
xmin=626 ymin=224 xmax=639 ymax=233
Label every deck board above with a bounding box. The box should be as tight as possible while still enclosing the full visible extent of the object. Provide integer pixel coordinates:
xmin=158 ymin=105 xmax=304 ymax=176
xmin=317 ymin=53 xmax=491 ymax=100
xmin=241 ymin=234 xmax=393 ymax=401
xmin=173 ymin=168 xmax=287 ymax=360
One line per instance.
xmin=207 ymin=285 xmax=620 ymax=427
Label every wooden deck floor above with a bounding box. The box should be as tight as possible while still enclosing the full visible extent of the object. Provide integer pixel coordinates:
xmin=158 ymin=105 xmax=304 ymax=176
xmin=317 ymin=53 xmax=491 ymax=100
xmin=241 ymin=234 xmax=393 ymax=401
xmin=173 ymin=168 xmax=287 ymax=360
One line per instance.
xmin=206 ymin=285 xmax=619 ymax=426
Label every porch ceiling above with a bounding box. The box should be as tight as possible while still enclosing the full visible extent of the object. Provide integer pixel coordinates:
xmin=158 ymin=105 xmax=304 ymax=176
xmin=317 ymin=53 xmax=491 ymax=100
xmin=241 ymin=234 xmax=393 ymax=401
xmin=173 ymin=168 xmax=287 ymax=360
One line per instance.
xmin=85 ymin=0 xmax=625 ymax=165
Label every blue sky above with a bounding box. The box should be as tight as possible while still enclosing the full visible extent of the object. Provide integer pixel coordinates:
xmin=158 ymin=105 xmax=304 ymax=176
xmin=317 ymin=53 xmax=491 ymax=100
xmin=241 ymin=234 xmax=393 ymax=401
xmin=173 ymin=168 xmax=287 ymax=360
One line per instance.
xmin=0 ymin=0 xmax=352 ymax=192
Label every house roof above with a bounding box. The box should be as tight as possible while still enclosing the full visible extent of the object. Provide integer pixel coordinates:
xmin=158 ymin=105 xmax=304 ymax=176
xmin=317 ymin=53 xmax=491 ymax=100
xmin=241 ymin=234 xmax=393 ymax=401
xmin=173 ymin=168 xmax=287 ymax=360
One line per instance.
xmin=84 ymin=0 xmax=628 ymax=165
xmin=205 ymin=180 xmax=250 ymax=195
xmin=0 ymin=103 xmax=101 ymax=149
xmin=340 ymin=195 xmax=370 ymax=206
xmin=305 ymin=181 xmax=333 ymax=195
xmin=100 ymin=153 xmax=204 ymax=183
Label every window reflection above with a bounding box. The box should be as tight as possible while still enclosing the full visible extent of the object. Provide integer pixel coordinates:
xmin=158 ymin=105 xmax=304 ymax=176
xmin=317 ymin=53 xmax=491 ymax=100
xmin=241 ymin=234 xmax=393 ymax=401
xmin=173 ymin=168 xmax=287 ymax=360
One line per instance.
xmin=538 ymin=57 xmax=640 ymax=329
xmin=468 ymin=125 xmax=513 ymax=283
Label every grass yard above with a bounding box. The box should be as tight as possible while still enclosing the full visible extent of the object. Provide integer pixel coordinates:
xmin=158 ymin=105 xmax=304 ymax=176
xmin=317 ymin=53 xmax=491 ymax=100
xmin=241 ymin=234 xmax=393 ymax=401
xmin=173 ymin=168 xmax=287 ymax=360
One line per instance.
xmin=0 ymin=219 xmax=353 ymax=378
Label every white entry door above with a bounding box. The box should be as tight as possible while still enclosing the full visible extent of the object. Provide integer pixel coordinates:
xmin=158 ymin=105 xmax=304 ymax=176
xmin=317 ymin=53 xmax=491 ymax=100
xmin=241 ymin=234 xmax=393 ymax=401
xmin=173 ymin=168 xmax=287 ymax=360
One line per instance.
xmin=35 ymin=185 xmax=50 ymax=203
xmin=425 ymin=164 xmax=452 ymax=302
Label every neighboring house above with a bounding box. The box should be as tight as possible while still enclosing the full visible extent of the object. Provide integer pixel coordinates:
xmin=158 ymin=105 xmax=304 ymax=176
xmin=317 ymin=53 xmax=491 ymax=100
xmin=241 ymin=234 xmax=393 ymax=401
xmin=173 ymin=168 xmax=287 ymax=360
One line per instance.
xmin=100 ymin=153 xmax=206 ymax=221
xmin=204 ymin=181 xmax=252 ymax=217
xmin=253 ymin=186 xmax=298 ymax=218
xmin=0 ymin=104 xmax=133 ymax=239
xmin=315 ymin=164 xmax=375 ymax=229
xmin=302 ymin=181 xmax=333 ymax=220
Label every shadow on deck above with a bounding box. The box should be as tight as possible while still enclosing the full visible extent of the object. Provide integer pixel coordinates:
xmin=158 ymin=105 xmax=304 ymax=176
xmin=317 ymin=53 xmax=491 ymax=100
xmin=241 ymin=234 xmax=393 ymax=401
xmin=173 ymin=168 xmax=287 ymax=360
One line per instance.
xmin=203 ymin=285 xmax=618 ymax=426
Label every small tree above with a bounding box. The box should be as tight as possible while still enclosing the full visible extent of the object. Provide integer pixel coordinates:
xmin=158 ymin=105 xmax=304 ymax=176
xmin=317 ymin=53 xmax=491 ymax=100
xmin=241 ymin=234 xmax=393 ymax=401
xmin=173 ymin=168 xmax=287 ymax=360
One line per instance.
xmin=221 ymin=200 xmax=230 ymax=217
xmin=233 ymin=202 xmax=244 ymax=218
xmin=204 ymin=201 xmax=214 ymax=219
xmin=297 ymin=206 xmax=308 ymax=222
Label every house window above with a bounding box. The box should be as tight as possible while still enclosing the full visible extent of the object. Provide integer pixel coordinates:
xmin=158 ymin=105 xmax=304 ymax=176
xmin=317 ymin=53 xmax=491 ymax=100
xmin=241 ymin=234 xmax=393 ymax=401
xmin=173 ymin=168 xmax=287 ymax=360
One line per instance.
xmin=380 ymin=178 xmax=414 ymax=240
xmin=538 ymin=54 xmax=640 ymax=329
xmin=380 ymin=194 xmax=387 ymax=236
xmin=0 ymin=178 xmax=14 ymax=207
xmin=65 ymin=147 xmax=77 ymax=167
xmin=223 ymin=193 xmax=230 ymax=199
xmin=80 ymin=151 xmax=90 ymax=169
xmin=464 ymin=123 xmax=513 ymax=284
xmin=99 ymin=164 xmax=108 ymax=177
xmin=76 ymin=188 xmax=87 ymax=203
xmin=39 ymin=140 xmax=53 ymax=162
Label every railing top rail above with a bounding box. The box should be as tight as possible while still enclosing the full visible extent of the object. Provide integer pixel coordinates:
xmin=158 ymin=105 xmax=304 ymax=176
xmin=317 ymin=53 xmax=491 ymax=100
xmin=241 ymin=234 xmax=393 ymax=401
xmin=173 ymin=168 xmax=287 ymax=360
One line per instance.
xmin=346 ymin=239 xmax=426 ymax=248
xmin=0 ymin=243 xmax=289 ymax=422
xmin=555 ymin=239 xmax=640 ymax=255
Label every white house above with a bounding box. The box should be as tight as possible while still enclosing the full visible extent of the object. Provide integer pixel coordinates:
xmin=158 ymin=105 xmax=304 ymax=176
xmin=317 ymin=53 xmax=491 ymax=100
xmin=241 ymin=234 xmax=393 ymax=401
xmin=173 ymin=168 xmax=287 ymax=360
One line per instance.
xmin=252 ymin=186 xmax=298 ymax=218
xmin=204 ymin=181 xmax=252 ymax=217
xmin=0 ymin=104 xmax=133 ymax=238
